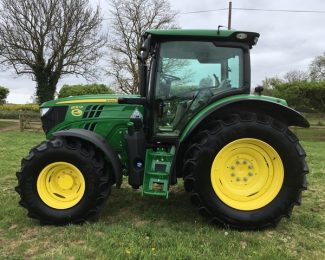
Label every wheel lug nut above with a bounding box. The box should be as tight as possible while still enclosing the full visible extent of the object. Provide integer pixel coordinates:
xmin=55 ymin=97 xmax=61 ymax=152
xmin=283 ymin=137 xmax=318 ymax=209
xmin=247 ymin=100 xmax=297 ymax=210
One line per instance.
xmin=231 ymin=166 xmax=235 ymax=170
xmin=236 ymin=161 xmax=240 ymax=165
xmin=236 ymin=177 xmax=240 ymax=182
xmin=248 ymin=165 xmax=253 ymax=169
xmin=243 ymin=160 xmax=247 ymax=165
xmin=231 ymin=173 xmax=235 ymax=177
xmin=248 ymin=172 xmax=253 ymax=176
xmin=244 ymin=177 xmax=248 ymax=182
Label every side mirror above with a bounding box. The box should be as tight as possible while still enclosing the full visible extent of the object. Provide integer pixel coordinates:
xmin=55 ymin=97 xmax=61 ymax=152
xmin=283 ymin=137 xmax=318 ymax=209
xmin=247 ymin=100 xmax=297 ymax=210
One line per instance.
xmin=138 ymin=35 xmax=151 ymax=61
xmin=254 ymin=85 xmax=264 ymax=95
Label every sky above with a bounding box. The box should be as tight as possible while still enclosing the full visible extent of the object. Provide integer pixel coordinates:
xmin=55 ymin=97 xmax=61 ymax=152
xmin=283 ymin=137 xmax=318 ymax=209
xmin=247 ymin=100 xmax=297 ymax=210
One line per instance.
xmin=2 ymin=0 xmax=325 ymax=103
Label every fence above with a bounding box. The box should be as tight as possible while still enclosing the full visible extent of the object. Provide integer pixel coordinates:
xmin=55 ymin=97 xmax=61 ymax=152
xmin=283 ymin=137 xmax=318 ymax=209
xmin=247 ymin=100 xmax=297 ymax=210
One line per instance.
xmin=19 ymin=114 xmax=42 ymax=132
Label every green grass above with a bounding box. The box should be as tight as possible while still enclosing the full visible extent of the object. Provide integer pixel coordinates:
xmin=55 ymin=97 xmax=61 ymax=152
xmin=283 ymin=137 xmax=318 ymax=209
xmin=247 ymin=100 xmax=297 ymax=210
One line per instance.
xmin=0 ymin=132 xmax=324 ymax=259
xmin=291 ymin=127 xmax=325 ymax=141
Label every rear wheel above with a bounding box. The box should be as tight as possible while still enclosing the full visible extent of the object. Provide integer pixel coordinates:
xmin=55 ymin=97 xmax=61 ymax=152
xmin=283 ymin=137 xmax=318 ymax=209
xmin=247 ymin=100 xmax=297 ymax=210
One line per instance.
xmin=15 ymin=137 xmax=112 ymax=225
xmin=182 ymin=113 xmax=308 ymax=229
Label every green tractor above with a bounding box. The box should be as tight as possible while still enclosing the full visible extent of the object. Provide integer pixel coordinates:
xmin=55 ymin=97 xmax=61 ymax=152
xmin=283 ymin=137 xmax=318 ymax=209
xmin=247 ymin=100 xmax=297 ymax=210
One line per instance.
xmin=16 ymin=29 xmax=309 ymax=229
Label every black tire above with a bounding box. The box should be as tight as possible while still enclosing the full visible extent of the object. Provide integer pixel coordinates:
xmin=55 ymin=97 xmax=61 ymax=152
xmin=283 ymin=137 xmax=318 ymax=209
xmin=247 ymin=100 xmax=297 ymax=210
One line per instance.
xmin=182 ymin=112 xmax=308 ymax=229
xmin=15 ymin=136 xmax=112 ymax=225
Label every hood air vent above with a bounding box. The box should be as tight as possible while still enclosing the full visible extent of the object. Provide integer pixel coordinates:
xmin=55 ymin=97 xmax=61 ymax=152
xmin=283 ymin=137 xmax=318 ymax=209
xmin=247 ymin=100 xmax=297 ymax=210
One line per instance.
xmin=84 ymin=122 xmax=97 ymax=131
xmin=82 ymin=105 xmax=104 ymax=119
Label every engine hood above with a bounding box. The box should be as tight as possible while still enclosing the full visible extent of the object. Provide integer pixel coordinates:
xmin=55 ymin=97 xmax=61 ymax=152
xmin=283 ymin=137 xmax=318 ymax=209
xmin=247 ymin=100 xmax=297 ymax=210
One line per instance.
xmin=40 ymin=94 xmax=140 ymax=108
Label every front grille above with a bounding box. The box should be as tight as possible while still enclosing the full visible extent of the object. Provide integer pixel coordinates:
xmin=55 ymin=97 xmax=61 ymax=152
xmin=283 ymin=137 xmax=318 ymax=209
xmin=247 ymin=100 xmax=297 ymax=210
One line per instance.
xmin=41 ymin=106 xmax=68 ymax=133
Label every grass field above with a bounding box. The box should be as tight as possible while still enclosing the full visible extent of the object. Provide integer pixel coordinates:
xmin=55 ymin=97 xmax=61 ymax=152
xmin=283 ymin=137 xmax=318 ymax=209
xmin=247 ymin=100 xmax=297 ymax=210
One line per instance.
xmin=291 ymin=127 xmax=325 ymax=141
xmin=0 ymin=131 xmax=325 ymax=259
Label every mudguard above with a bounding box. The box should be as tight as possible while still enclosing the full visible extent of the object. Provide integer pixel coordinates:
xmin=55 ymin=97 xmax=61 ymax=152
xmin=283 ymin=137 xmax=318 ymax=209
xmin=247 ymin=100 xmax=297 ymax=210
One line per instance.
xmin=53 ymin=129 xmax=122 ymax=187
xmin=180 ymin=97 xmax=310 ymax=142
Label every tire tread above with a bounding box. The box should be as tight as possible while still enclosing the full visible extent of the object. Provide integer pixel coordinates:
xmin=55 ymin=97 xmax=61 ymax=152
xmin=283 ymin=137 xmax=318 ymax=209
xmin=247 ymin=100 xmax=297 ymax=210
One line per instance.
xmin=182 ymin=112 xmax=308 ymax=229
xmin=15 ymin=136 xmax=112 ymax=225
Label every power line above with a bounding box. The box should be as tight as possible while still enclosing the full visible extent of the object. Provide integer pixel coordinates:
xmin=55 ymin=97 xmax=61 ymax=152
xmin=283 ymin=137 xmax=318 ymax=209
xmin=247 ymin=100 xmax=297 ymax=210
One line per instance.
xmin=180 ymin=7 xmax=325 ymax=15
xmin=234 ymin=7 xmax=325 ymax=13
xmin=103 ymin=6 xmax=325 ymax=21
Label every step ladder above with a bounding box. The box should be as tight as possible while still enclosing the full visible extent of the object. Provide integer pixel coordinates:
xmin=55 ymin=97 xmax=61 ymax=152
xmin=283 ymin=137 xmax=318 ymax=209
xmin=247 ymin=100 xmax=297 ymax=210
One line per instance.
xmin=142 ymin=146 xmax=175 ymax=198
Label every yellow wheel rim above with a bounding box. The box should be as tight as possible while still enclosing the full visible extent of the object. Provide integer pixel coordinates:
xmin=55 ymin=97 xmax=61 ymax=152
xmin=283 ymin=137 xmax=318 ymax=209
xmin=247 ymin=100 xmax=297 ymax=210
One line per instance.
xmin=211 ymin=138 xmax=284 ymax=211
xmin=37 ymin=162 xmax=85 ymax=209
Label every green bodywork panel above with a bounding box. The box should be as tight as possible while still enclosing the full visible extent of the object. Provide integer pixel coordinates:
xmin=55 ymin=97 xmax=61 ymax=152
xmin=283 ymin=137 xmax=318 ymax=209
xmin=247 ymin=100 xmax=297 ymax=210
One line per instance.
xmin=180 ymin=94 xmax=287 ymax=142
xmin=41 ymin=94 xmax=144 ymax=169
xmin=41 ymin=94 xmax=140 ymax=107
xmin=147 ymin=29 xmax=235 ymax=37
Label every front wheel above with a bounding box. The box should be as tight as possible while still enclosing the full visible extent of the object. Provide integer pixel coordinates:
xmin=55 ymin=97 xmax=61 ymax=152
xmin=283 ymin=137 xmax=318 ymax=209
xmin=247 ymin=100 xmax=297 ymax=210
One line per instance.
xmin=182 ymin=113 xmax=308 ymax=229
xmin=15 ymin=137 xmax=112 ymax=225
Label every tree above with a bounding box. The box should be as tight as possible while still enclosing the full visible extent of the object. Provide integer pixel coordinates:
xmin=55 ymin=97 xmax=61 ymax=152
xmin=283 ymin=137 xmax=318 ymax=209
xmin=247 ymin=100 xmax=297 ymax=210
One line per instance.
xmin=309 ymin=53 xmax=325 ymax=81
xmin=0 ymin=0 xmax=107 ymax=104
xmin=301 ymin=81 xmax=325 ymax=113
xmin=107 ymin=0 xmax=178 ymax=94
xmin=284 ymin=70 xmax=309 ymax=83
xmin=261 ymin=76 xmax=284 ymax=89
xmin=0 ymin=86 xmax=9 ymax=104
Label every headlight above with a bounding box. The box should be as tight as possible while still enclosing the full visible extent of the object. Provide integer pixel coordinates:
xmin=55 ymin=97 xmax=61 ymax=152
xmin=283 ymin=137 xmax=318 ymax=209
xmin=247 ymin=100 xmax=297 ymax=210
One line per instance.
xmin=236 ymin=33 xmax=247 ymax=40
xmin=40 ymin=107 xmax=50 ymax=117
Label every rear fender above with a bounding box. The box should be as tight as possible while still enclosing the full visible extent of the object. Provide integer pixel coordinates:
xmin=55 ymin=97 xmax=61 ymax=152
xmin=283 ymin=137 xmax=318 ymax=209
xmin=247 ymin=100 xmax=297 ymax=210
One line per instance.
xmin=53 ymin=129 xmax=122 ymax=187
xmin=180 ymin=98 xmax=310 ymax=143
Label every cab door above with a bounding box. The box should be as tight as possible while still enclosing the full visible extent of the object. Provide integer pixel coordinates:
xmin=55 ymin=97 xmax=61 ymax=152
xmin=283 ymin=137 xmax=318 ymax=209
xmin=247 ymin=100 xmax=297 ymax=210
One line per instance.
xmin=151 ymin=41 xmax=245 ymax=140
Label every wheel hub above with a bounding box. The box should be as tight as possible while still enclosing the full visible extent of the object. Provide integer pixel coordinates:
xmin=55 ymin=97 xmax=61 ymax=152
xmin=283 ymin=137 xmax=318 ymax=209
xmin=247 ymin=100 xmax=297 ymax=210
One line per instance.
xmin=57 ymin=174 xmax=74 ymax=190
xmin=37 ymin=162 xmax=85 ymax=209
xmin=229 ymin=157 xmax=257 ymax=184
xmin=211 ymin=138 xmax=284 ymax=211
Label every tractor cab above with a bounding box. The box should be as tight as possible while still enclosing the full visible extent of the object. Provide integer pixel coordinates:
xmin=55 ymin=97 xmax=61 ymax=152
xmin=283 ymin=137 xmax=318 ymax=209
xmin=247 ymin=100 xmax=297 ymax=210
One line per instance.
xmin=137 ymin=29 xmax=259 ymax=141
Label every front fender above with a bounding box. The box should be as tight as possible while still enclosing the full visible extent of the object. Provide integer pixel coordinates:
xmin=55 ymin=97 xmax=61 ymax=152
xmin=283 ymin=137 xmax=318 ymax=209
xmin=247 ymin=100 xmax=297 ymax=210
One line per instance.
xmin=180 ymin=95 xmax=309 ymax=142
xmin=53 ymin=129 xmax=122 ymax=187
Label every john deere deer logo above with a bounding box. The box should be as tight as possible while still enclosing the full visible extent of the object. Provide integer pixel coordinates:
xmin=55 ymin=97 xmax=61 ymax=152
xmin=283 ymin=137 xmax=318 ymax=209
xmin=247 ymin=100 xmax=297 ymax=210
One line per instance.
xmin=71 ymin=106 xmax=83 ymax=117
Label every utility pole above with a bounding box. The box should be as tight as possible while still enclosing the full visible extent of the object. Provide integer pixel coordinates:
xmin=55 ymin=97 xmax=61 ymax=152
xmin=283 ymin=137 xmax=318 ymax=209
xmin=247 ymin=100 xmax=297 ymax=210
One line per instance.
xmin=228 ymin=1 xmax=232 ymax=30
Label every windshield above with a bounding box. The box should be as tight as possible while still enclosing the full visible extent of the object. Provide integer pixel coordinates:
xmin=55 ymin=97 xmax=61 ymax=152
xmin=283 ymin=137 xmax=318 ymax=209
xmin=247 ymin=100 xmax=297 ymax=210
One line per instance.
xmin=154 ymin=41 xmax=245 ymax=137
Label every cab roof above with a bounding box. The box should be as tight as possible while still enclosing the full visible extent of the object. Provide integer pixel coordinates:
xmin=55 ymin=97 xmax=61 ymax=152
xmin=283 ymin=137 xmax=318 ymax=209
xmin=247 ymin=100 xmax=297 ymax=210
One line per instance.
xmin=145 ymin=29 xmax=260 ymax=48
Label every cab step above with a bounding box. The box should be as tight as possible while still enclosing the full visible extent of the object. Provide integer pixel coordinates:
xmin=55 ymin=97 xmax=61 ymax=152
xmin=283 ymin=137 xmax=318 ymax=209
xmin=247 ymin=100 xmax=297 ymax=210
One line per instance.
xmin=142 ymin=146 xmax=175 ymax=198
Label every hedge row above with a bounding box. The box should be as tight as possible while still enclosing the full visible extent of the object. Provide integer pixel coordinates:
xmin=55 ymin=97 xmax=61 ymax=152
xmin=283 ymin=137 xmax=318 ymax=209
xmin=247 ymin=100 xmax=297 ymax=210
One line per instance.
xmin=265 ymin=81 xmax=325 ymax=113
xmin=0 ymin=110 xmax=40 ymax=119
xmin=58 ymin=84 xmax=115 ymax=98
xmin=0 ymin=104 xmax=39 ymax=112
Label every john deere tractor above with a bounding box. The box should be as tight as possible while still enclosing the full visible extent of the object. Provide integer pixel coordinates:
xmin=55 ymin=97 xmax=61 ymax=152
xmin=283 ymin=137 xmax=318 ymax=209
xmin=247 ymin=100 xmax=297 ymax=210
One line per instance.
xmin=16 ymin=29 xmax=309 ymax=229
